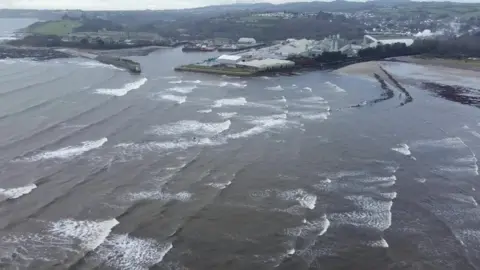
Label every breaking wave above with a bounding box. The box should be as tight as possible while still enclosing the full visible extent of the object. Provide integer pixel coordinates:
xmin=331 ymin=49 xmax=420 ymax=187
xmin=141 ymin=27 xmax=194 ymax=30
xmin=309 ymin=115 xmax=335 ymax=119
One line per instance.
xmin=286 ymin=216 xmax=330 ymax=238
xmin=49 ymin=218 xmax=119 ymax=251
xmin=166 ymin=85 xmax=197 ymax=94
xmin=265 ymin=85 xmax=284 ymax=91
xmin=22 ymin=138 xmax=108 ymax=162
xmin=94 ymin=234 xmax=172 ymax=270
xmin=128 ymin=190 xmax=192 ymax=202
xmin=213 ymin=97 xmax=247 ymax=108
xmin=0 ymin=184 xmax=37 ymax=200
xmin=95 ymin=78 xmax=147 ymax=96
xmin=206 ymin=181 xmax=232 ymax=190
xmin=149 ymin=120 xmax=231 ymax=137
xmin=325 ymin=81 xmax=346 ymax=92
xmin=116 ymin=137 xmax=225 ymax=153
xmin=69 ymin=60 xmax=122 ymax=70
xmin=159 ymin=94 xmax=187 ymax=104
xmin=303 ymin=87 xmax=312 ymax=92
xmin=278 ymin=189 xmax=317 ymax=210
xmin=412 ymin=137 xmax=467 ymax=150
xmin=198 ymin=109 xmax=212 ymax=113
xmin=218 ymin=112 xmax=237 ymax=119
xmin=227 ymin=114 xmax=288 ymax=139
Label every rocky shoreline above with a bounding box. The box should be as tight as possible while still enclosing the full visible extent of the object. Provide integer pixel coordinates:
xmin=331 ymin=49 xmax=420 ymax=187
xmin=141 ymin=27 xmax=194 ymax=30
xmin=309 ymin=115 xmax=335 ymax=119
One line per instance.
xmin=0 ymin=45 xmax=71 ymax=61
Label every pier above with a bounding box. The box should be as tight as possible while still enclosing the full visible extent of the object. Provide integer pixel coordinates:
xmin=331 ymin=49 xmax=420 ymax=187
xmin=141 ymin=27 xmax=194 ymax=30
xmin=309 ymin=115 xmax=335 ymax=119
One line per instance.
xmin=56 ymin=48 xmax=141 ymax=73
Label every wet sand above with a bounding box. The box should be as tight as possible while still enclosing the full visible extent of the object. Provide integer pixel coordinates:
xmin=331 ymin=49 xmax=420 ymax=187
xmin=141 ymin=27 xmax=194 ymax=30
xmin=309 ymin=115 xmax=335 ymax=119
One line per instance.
xmin=336 ymin=58 xmax=480 ymax=86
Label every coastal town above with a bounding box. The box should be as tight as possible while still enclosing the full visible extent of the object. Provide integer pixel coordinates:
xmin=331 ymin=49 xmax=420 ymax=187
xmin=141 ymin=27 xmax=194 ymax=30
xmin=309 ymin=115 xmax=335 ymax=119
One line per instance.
xmin=2 ymin=1 xmax=480 ymax=75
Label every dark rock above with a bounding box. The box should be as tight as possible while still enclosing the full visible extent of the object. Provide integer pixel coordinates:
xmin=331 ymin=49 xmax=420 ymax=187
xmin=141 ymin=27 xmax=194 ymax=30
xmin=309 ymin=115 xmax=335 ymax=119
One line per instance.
xmin=0 ymin=46 xmax=71 ymax=61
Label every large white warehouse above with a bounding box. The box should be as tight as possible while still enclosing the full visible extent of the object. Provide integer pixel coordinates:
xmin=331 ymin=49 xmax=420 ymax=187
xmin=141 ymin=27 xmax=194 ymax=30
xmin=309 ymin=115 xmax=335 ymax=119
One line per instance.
xmin=363 ymin=35 xmax=414 ymax=48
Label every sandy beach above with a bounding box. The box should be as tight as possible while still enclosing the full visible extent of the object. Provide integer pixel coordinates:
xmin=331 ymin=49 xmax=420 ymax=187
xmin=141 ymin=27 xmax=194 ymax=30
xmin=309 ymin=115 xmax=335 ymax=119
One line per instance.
xmin=336 ymin=57 xmax=480 ymax=89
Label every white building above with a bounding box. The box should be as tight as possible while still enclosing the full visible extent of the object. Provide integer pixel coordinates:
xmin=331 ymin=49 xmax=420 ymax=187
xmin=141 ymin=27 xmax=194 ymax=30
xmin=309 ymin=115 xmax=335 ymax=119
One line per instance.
xmin=238 ymin=38 xmax=257 ymax=45
xmin=217 ymin=55 xmax=243 ymax=66
xmin=237 ymin=59 xmax=295 ymax=71
xmin=363 ymin=35 xmax=414 ymax=48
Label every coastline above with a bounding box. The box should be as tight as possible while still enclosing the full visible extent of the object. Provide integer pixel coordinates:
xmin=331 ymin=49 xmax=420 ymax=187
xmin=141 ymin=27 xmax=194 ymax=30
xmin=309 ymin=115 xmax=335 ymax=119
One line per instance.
xmin=336 ymin=56 xmax=480 ymax=86
xmin=336 ymin=56 xmax=480 ymax=108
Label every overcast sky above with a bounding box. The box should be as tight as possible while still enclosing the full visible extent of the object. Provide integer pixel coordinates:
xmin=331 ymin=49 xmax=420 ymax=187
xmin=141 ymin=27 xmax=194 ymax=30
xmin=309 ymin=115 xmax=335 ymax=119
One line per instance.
xmin=1 ymin=0 xmax=290 ymax=10
xmin=0 ymin=0 xmax=477 ymax=10
xmin=2 ymin=0 xmax=344 ymax=10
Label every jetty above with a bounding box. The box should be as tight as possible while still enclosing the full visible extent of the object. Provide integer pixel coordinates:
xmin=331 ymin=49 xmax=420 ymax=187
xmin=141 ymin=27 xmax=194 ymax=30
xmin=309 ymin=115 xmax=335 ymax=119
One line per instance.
xmin=55 ymin=48 xmax=141 ymax=73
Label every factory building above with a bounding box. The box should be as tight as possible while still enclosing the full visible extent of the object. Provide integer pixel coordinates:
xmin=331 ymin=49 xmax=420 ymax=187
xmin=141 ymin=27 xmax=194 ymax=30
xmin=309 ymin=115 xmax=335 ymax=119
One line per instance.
xmin=237 ymin=59 xmax=295 ymax=71
xmin=363 ymin=35 xmax=414 ymax=48
xmin=217 ymin=55 xmax=243 ymax=66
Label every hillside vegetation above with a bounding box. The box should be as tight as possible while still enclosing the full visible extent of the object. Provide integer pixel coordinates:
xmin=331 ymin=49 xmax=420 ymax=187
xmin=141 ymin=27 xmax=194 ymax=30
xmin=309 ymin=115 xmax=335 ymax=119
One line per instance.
xmin=27 ymin=20 xmax=83 ymax=35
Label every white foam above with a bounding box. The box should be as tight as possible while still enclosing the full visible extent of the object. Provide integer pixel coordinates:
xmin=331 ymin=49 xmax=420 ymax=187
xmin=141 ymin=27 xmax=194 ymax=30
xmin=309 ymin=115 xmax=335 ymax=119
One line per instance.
xmin=325 ymin=81 xmax=346 ymax=92
xmin=287 ymin=248 xmax=295 ymax=255
xmin=357 ymin=175 xmax=397 ymax=185
xmin=49 ymin=219 xmax=119 ymax=251
xmin=128 ymin=190 xmax=192 ymax=202
xmin=160 ymin=94 xmax=187 ymax=104
xmin=213 ymin=97 xmax=247 ymax=108
xmin=95 ymin=234 xmax=172 ymax=270
xmin=227 ymin=114 xmax=288 ymax=139
xmin=72 ymin=60 xmax=122 ymax=70
xmin=415 ymin=178 xmax=427 ymax=183
xmin=0 ymin=184 xmax=37 ymax=199
xmin=95 ymin=78 xmax=147 ymax=97
xmin=149 ymin=120 xmax=231 ymax=137
xmin=445 ymin=193 xmax=478 ymax=206
xmin=365 ymin=238 xmax=389 ymax=248
xmin=168 ymin=80 xmax=183 ymax=84
xmin=218 ymin=112 xmax=237 ymax=119
xmin=24 ymin=138 xmax=108 ymax=162
xmin=298 ymin=96 xmax=326 ymax=103
xmin=436 ymin=165 xmax=479 ymax=176
xmin=265 ymin=85 xmax=284 ymax=91
xmin=219 ymin=82 xmax=247 ymax=88
xmin=285 ymin=216 xmax=330 ymax=237
xmin=198 ymin=109 xmax=212 ymax=113
xmin=300 ymin=112 xmax=330 ymax=121
xmin=303 ymin=87 xmax=312 ymax=92
xmin=166 ymin=85 xmax=197 ymax=94
xmin=392 ymin=143 xmax=412 ymax=156
xmin=345 ymin=195 xmax=393 ymax=212
xmin=412 ymin=137 xmax=467 ymax=150
xmin=279 ymin=189 xmax=317 ymax=210
xmin=455 ymin=155 xmax=479 ymax=176
xmin=186 ymin=80 xmax=202 ymax=84
xmin=207 ymin=181 xmax=232 ymax=190
xmin=379 ymin=192 xmax=398 ymax=200
xmin=470 ymin=131 xmax=480 ymax=139
xmin=116 ymin=137 xmax=225 ymax=153
xmin=326 ymin=171 xmax=366 ymax=179
xmin=329 ymin=210 xmax=392 ymax=231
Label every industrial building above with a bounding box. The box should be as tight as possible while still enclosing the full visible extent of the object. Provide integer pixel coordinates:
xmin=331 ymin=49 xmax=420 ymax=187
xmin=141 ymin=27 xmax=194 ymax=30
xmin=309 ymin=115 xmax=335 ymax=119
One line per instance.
xmin=237 ymin=59 xmax=295 ymax=71
xmin=363 ymin=34 xmax=415 ymax=48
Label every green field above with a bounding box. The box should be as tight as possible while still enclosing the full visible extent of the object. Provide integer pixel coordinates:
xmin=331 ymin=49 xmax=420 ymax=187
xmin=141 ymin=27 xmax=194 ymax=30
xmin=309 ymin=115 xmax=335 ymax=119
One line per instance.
xmin=28 ymin=20 xmax=83 ymax=36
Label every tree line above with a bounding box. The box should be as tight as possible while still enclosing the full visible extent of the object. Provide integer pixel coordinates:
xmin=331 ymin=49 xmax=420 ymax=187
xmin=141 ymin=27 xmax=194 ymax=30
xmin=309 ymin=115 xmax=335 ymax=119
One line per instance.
xmin=358 ymin=35 xmax=480 ymax=59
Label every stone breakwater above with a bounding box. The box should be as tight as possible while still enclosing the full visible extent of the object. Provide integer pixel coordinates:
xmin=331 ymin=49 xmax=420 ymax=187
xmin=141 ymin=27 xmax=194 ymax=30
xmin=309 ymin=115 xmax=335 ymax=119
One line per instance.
xmin=0 ymin=46 xmax=71 ymax=61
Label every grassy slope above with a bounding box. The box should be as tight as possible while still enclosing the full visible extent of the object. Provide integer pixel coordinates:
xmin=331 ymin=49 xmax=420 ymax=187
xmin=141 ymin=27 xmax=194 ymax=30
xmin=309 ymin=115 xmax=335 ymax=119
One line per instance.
xmin=28 ymin=20 xmax=83 ymax=36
